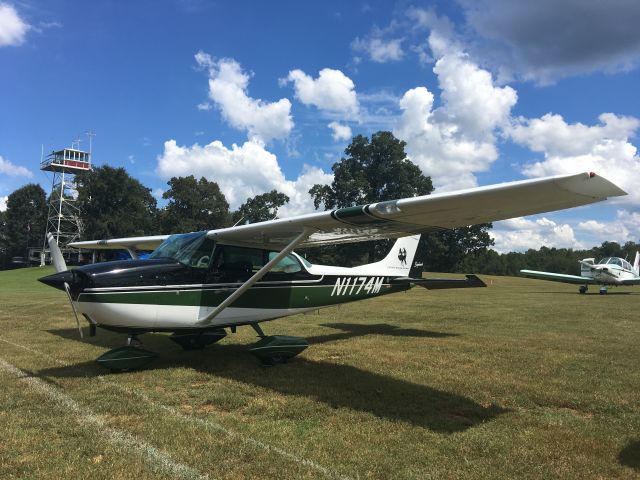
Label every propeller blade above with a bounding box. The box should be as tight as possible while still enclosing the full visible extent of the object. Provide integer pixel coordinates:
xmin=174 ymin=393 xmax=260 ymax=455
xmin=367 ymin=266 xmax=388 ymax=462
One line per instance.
xmin=63 ymin=282 xmax=84 ymax=339
xmin=46 ymin=232 xmax=68 ymax=273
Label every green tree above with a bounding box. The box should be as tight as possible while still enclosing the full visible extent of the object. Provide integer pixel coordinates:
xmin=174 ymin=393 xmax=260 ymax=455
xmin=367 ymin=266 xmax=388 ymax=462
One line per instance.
xmin=421 ymin=223 xmax=495 ymax=273
xmin=0 ymin=210 xmax=6 ymax=265
xmin=592 ymin=241 xmax=623 ymax=260
xmin=1 ymin=184 xmax=47 ymax=264
xmin=160 ymin=176 xmax=230 ymax=232
xmin=76 ymin=166 xmax=158 ymax=239
xmin=310 ymin=131 xmax=433 ymax=209
xmin=232 ymin=190 xmax=290 ymax=224
xmin=308 ymin=131 xmax=434 ymax=265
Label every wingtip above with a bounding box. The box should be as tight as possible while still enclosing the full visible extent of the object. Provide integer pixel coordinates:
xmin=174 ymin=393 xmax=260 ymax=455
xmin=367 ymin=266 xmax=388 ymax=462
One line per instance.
xmin=580 ymin=171 xmax=627 ymax=198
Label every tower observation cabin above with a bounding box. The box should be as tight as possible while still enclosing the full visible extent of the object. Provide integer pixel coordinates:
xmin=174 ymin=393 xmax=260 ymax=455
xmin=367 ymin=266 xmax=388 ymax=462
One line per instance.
xmin=41 ymin=148 xmax=91 ymax=173
xmin=40 ymin=146 xmax=92 ymax=265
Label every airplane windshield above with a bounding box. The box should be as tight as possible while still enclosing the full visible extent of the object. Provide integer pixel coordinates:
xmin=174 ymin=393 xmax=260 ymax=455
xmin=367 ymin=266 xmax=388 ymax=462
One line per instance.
xmin=148 ymin=232 xmax=215 ymax=268
xmin=597 ymin=257 xmax=627 ymax=267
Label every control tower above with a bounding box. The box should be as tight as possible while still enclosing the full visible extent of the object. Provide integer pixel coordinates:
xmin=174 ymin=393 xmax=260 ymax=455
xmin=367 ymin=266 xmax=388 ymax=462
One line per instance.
xmin=40 ymin=144 xmax=92 ymax=264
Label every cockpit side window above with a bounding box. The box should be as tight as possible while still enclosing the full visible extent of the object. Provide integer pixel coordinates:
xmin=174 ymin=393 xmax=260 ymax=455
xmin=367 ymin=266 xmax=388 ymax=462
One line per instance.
xmin=610 ymin=258 xmax=622 ymax=267
xmin=212 ymin=245 xmax=265 ymax=273
xmin=208 ymin=245 xmax=308 ymax=283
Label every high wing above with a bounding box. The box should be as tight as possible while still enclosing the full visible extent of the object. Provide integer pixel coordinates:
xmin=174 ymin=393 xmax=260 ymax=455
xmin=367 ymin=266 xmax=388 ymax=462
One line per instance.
xmin=519 ymin=270 xmax=595 ymax=285
xmin=69 ymin=172 xmax=625 ymax=251
xmin=206 ymin=172 xmax=625 ymax=249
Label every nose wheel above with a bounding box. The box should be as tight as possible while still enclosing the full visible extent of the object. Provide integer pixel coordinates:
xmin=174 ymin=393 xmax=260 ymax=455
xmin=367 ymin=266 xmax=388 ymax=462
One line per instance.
xmin=579 ymin=285 xmax=588 ymax=294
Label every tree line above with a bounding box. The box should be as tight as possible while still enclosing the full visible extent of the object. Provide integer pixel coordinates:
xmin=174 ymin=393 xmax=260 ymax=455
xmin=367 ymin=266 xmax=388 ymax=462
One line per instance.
xmin=1 ymin=131 xmax=637 ymax=272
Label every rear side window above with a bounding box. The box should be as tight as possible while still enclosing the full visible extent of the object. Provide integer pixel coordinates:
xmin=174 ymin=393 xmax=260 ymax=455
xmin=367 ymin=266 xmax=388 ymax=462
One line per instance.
xmin=268 ymin=252 xmax=302 ymax=273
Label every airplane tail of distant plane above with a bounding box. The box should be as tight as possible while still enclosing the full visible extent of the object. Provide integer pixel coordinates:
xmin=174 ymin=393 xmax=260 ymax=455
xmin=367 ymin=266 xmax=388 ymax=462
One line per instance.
xmin=351 ymin=235 xmax=421 ymax=276
xmin=633 ymin=251 xmax=640 ymax=275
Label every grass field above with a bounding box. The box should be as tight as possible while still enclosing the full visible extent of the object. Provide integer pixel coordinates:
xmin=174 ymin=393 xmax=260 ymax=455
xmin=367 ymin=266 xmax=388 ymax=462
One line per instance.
xmin=1 ymin=266 xmax=639 ymax=479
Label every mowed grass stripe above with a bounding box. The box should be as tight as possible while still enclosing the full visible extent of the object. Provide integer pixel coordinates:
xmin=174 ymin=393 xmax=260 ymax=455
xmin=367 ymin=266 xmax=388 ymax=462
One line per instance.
xmin=0 ymin=337 xmax=353 ymax=480
xmin=0 ymin=357 xmax=209 ymax=480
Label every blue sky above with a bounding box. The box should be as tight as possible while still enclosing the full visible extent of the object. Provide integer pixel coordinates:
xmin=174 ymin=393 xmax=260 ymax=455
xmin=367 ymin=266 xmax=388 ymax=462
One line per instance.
xmin=1 ymin=0 xmax=639 ymax=252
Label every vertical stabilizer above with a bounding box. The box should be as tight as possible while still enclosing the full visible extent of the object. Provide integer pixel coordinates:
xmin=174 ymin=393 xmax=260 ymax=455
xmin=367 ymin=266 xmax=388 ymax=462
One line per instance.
xmin=351 ymin=235 xmax=421 ymax=276
xmin=633 ymin=251 xmax=639 ymax=275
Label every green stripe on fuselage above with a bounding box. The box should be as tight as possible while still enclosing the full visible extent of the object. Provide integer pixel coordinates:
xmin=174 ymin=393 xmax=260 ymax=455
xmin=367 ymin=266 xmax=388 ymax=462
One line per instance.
xmin=78 ymin=281 xmax=410 ymax=309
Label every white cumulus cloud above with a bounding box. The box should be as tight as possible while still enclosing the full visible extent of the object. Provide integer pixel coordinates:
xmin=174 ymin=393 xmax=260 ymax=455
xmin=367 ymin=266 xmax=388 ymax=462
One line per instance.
xmin=156 ymin=138 xmax=331 ymax=216
xmin=394 ymin=28 xmax=517 ymax=192
xmin=0 ymin=155 xmax=32 ymax=177
xmin=491 ymin=216 xmax=582 ymax=253
xmin=0 ymin=3 xmax=30 ymax=47
xmin=351 ymin=36 xmax=404 ymax=63
xmin=284 ymin=68 xmax=359 ymax=118
xmin=328 ymin=122 xmax=352 ymax=142
xmin=195 ymin=53 xmax=293 ymax=143
xmin=576 ymin=210 xmax=640 ymax=245
xmin=508 ymin=113 xmax=640 ymax=204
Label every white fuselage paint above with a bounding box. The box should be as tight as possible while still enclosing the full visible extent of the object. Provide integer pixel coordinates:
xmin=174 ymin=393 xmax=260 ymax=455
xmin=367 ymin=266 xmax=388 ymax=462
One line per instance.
xmin=582 ymin=265 xmax=639 ymax=285
xmin=77 ymin=301 xmax=320 ymax=329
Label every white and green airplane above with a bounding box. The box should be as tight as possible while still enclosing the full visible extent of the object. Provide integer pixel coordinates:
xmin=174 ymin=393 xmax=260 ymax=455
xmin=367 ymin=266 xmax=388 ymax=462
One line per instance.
xmin=40 ymin=172 xmax=625 ymax=371
xmin=521 ymin=251 xmax=640 ymax=294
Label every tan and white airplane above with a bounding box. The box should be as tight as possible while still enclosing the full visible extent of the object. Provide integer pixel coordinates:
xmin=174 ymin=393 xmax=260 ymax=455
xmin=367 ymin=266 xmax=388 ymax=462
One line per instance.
xmin=521 ymin=251 xmax=640 ymax=294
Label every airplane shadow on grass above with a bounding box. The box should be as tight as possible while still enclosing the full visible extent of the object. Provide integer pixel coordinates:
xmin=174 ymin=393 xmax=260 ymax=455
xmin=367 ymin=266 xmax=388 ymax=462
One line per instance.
xmin=44 ymin=326 xmax=504 ymax=434
xmin=527 ymin=291 xmax=638 ymax=296
xmin=619 ymin=440 xmax=640 ymax=470
xmin=307 ymin=322 xmax=459 ymax=344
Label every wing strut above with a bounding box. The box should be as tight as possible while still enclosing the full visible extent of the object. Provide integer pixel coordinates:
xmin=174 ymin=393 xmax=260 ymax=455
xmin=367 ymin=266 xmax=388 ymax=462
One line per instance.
xmin=196 ymin=228 xmax=313 ymax=326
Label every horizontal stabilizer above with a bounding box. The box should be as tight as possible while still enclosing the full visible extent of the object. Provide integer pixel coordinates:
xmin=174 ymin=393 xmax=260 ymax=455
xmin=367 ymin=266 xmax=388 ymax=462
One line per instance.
xmin=393 ymin=274 xmax=486 ymax=290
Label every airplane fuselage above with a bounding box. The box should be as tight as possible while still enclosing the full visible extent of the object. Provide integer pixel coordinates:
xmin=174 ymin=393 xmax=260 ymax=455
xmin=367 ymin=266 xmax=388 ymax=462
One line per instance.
xmin=42 ymin=256 xmax=410 ymax=333
xmin=581 ymin=256 xmax=640 ymax=286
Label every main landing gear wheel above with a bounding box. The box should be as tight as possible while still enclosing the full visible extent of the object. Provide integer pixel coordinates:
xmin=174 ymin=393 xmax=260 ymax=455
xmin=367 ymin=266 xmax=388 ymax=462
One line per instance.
xmin=246 ymin=324 xmax=309 ymax=366
xmin=579 ymin=285 xmax=588 ymax=294
xmin=599 ymin=286 xmax=608 ymax=295
xmin=96 ymin=336 xmax=157 ymax=372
